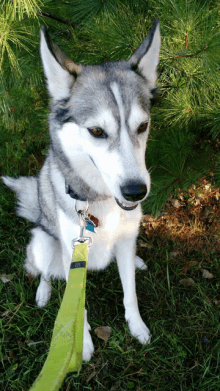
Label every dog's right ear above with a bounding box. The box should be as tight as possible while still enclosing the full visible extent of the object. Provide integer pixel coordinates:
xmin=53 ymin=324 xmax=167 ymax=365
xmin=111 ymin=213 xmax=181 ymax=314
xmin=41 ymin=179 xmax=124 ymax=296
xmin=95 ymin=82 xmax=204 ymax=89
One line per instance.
xmin=40 ymin=27 xmax=82 ymax=100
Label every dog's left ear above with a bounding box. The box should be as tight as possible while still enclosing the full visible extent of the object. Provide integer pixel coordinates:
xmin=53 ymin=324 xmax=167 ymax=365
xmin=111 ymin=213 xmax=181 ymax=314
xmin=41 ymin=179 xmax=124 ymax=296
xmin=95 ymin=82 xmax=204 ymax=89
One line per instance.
xmin=129 ymin=19 xmax=160 ymax=88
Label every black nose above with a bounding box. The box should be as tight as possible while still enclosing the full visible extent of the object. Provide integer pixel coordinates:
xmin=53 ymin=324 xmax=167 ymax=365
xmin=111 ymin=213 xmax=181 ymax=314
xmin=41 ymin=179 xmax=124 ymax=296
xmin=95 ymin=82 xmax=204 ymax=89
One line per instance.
xmin=120 ymin=182 xmax=147 ymax=202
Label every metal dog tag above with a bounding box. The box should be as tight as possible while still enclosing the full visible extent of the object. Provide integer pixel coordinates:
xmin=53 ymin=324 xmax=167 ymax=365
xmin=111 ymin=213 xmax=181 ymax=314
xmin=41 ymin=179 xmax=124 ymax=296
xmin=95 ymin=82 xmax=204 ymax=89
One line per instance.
xmin=85 ymin=217 xmax=96 ymax=233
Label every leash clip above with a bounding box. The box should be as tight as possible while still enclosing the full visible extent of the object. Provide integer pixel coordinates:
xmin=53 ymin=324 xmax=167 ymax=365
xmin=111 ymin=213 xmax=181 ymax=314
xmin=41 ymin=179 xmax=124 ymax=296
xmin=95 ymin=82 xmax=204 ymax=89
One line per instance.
xmin=72 ymin=236 xmax=92 ymax=248
xmin=72 ymin=201 xmax=93 ymax=248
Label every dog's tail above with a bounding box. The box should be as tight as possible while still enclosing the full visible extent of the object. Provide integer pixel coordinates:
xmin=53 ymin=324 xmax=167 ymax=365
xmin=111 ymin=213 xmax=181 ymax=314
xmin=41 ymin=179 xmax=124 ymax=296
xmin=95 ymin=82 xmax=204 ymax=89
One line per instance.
xmin=2 ymin=176 xmax=40 ymax=223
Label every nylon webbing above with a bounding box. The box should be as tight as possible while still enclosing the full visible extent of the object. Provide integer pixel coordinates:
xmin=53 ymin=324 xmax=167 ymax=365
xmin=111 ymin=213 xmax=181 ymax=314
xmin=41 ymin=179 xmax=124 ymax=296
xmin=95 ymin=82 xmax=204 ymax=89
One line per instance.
xmin=30 ymin=242 xmax=88 ymax=391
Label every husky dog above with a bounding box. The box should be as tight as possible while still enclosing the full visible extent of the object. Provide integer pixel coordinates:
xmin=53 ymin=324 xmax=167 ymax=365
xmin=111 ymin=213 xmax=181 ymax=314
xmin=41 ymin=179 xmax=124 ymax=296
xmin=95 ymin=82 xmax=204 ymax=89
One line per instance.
xmin=2 ymin=20 xmax=160 ymax=361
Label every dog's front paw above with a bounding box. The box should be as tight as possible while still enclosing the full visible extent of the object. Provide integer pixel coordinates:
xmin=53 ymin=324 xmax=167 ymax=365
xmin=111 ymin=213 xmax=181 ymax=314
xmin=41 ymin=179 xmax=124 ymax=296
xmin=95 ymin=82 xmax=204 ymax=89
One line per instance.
xmin=35 ymin=277 xmax=51 ymax=307
xmin=135 ymin=255 xmax=147 ymax=270
xmin=83 ymin=331 xmax=94 ymax=362
xmin=128 ymin=317 xmax=151 ymax=344
xmin=83 ymin=322 xmax=94 ymax=361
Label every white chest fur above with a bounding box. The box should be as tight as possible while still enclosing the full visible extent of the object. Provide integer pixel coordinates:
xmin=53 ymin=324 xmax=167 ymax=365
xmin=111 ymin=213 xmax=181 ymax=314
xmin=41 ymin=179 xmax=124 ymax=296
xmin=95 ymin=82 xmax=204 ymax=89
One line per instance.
xmin=57 ymin=198 xmax=142 ymax=272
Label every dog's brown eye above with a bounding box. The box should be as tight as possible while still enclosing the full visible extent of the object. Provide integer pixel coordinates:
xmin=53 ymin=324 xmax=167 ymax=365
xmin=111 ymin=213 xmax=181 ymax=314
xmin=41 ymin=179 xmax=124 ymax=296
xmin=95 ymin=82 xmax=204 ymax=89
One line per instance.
xmin=90 ymin=128 xmax=103 ymax=136
xmin=88 ymin=127 xmax=107 ymax=138
xmin=137 ymin=122 xmax=148 ymax=134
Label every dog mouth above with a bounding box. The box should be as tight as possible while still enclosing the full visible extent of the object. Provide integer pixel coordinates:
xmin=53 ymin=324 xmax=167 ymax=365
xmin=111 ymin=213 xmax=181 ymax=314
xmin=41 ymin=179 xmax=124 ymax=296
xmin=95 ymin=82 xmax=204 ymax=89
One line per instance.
xmin=115 ymin=198 xmax=138 ymax=211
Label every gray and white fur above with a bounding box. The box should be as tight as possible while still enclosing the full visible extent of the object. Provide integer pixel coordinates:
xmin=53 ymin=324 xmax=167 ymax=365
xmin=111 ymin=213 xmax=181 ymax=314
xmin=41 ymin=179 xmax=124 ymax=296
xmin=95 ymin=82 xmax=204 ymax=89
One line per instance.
xmin=2 ymin=20 xmax=160 ymax=361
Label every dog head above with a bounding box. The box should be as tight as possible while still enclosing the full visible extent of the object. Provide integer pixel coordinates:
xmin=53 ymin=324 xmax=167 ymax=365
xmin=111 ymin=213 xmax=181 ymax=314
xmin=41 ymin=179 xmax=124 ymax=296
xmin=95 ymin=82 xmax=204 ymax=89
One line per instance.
xmin=40 ymin=21 xmax=160 ymax=210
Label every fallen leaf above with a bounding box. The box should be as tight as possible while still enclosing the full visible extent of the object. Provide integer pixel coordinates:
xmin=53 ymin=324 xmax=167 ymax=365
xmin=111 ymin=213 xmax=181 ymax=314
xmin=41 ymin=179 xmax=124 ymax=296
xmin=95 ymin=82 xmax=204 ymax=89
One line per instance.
xmin=86 ymin=370 xmax=97 ymax=383
xmin=180 ymin=278 xmax=196 ymax=287
xmin=0 ymin=274 xmax=14 ymax=283
xmin=171 ymin=199 xmax=181 ymax=208
xmin=170 ymin=251 xmax=180 ymax=258
xmin=94 ymin=326 xmax=111 ymax=342
xmin=138 ymin=240 xmax=153 ymax=249
xmin=200 ymin=207 xmax=212 ymax=219
xmin=142 ymin=215 xmax=154 ymax=222
xmin=202 ymin=269 xmax=214 ymax=279
xmin=110 ymin=381 xmax=123 ymax=391
xmin=1 ymin=309 xmax=11 ymax=317
xmin=26 ymin=273 xmax=35 ymax=283
xmin=9 ymin=351 xmax=17 ymax=362
xmin=194 ymin=197 xmax=201 ymax=206
xmin=26 ymin=340 xmax=35 ymax=346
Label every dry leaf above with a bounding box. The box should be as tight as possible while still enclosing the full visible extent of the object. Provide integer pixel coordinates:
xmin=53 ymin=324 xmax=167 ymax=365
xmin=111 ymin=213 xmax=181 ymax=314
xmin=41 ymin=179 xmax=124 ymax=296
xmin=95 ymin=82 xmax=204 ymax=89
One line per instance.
xmin=142 ymin=215 xmax=154 ymax=222
xmin=26 ymin=273 xmax=35 ymax=283
xmin=26 ymin=340 xmax=35 ymax=346
xmin=9 ymin=351 xmax=17 ymax=362
xmin=86 ymin=370 xmax=97 ymax=383
xmin=1 ymin=310 xmax=12 ymax=317
xmin=180 ymin=278 xmax=196 ymax=287
xmin=139 ymin=240 xmax=153 ymax=249
xmin=170 ymin=251 xmax=180 ymax=258
xmin=205 ymin=184 xmax=211 ymax=190
xmin=94 ymin=326 xmax=111 ymax=342
xmin=202 ymin=269 xmax=214 ymax=279
xmin=1 ymin=309 xmax=11 ymax=317
xmin=0 ymin=274 xmax=14 ymax=283
xmin=171 ymin=199 xmax=181 ymax=208
xmin=110 ymin=381 xmax=123 ymax=391
xmin=200 ymin=207 xmax=212 ymax=219
xmin=193 ymin=197 xmax=201 ymax=206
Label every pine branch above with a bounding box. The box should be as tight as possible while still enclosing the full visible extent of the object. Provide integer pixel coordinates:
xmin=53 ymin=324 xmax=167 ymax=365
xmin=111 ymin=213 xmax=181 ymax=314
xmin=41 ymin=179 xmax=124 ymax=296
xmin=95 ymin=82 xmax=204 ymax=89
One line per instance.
xmin=164 ymin=177 xmax=181 ymax=192
xmin=37 ymin=9 xmax=76 ymax=28
xmin=172 ymin=45 xmax=208 ymax=60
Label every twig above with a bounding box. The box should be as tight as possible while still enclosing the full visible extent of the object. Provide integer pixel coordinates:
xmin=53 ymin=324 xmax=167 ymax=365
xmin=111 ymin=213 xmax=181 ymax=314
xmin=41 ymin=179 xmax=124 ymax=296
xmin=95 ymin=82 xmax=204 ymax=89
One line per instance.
xmin=197 ymin=331 xmax=219 ymax=338
xmin=164 ymin=177 xmax=181 ymax=192
xmin=122 ymin=367 xmax=144 ymax=378
xmin=172 ymin=45 xmax=208 ymax=60
xmin=38 ymin=9 xmax=76 ymax=28
xmin=185 ymin=33 xmax=188 ymax=50
xmin=5 ymin=303 xmax=23 ymax=326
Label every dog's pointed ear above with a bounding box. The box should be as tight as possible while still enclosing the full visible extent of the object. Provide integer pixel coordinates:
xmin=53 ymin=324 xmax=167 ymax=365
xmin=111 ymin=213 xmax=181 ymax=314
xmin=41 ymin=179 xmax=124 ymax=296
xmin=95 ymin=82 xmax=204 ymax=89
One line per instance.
xmin=128 ymin=19 xmax=160 ymax=88
xmin=40 ymin=27 xmax=82 ymax=100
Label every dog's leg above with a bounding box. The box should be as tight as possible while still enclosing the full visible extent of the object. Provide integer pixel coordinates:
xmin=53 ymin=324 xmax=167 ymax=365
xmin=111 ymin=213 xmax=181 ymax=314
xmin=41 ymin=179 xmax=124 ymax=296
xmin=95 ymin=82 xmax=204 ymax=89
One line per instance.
xmin=115 ymin=237 xmax=151 ymax=344
xmin=36 ymin=275 xmax=52 ymax=308
xmin=25 ymin=227 xmax=63 ymax=307
xmin=82 ymin=309 xmax=94 ymax=361
xmin=135 ymin=255 xmax=147 ymax=270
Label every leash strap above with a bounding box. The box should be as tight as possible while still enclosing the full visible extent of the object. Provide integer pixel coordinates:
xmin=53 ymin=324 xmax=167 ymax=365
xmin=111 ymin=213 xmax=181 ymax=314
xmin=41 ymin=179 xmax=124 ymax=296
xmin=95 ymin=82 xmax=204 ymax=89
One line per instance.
xmin=30 ymin=243 xmax=88 ymax=391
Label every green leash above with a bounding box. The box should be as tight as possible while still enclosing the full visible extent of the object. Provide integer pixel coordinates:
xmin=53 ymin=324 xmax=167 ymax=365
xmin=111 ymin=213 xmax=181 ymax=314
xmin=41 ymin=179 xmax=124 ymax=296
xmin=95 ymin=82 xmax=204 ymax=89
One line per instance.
xmin=30 ymin=242 xmax=89 ymax=391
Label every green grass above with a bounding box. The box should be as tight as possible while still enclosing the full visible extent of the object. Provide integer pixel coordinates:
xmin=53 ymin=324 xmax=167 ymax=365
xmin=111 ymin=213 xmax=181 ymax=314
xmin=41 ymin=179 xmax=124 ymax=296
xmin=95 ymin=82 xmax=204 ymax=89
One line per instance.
xmin=1 ymin=1 xmax=220 ymax=388
xmin=1 ymin=188 xmax=220 ymax=390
